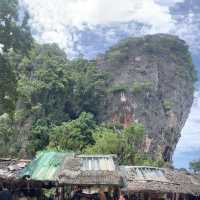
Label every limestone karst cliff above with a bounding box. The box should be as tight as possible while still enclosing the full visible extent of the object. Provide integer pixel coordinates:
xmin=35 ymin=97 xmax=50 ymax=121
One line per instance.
xmin=0 ymin=34 xmax=195 ymax=163
xmin=97 ymin=34 xmax=196 ymax=162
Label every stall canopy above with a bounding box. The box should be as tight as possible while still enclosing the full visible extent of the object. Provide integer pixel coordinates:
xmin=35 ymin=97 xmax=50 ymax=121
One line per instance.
xmin=120 ymin=166 xmax=200 ymax=196
xmin=19 ymin=152 xmax=200 ymax=194
xmin=57 ymin=154 xmax=123 ymax=186
xmin=164 ymin=168 xmax=200 ymax=196
xmin=20 ymin=152 xmax=123 ymax=186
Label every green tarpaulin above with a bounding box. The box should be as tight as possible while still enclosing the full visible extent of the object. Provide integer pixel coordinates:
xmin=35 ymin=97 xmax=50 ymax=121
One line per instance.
xmin=20 ymin=151 xmax=68 ymax=181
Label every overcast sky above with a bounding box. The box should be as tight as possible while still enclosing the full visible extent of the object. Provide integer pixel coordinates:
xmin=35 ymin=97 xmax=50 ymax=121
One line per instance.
xmin=19 ymin=0 xmax=184 ymax=50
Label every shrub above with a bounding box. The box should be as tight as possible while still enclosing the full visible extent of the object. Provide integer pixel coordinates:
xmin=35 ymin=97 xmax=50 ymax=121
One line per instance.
xmin=131 ymin=81 xmax=153 ymax=93
xmin=106 ymin=47 xmax=128 ymax=64
xmin=108 ymin=84 xmax=128 ymax=93
xmin=163 ymin=99 xmax=173 ymax=111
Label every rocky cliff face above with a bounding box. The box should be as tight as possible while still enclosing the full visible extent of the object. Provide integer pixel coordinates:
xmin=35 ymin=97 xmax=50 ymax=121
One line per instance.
xmin=97 ymin=34 xmax=196 ymax=162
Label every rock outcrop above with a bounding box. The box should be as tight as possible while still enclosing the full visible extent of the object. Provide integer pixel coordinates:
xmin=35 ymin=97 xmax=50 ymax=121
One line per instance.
xmin=97 ymin=34 xmax=196 ymax=162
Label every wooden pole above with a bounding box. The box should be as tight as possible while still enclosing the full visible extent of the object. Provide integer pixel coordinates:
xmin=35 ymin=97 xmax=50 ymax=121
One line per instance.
xmin=61 ymin=186 xmax=64 ymax=200
xmin=148 ymin=193 xmax=151 ymax=200
xmin=176 ymin=193 xmax=180 ymax=200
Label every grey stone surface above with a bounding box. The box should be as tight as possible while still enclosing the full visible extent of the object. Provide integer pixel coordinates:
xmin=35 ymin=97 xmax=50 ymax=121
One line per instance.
xmin=97 ymin=34 xmax=195 ymax=162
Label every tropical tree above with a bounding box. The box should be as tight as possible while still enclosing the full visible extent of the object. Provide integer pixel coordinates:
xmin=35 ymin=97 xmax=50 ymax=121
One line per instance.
xmin=190 ymin=160 xmax=200 ymax=174
xmin=0 ymin=0 xmax=32 ymax=115
xmin=49 ymin=112 xmax=96 ymax=152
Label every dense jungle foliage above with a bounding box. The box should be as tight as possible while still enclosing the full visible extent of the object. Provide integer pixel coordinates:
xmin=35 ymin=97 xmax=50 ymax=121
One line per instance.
xmin=0 ymin=0 xmax=165 ymax=166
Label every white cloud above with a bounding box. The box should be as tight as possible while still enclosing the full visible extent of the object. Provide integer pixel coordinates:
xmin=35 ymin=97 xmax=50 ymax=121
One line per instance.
xmin=19 ymin=0 xmax=176 ymax=54
xmin=20 ymin=0 xmax=173 ymax=27
xmin=155 ymin=0 xmax=184 ymax=6
xmin=171 ymin=15 xmax=200 ymax=54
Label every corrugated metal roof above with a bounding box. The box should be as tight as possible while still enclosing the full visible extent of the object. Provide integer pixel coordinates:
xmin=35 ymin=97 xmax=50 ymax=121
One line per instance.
xmin=20 ymin=151 xmax=67 ymax=181
xmin=78 ymin=155 xmax=116 ymax=171
xmin=120 ymin=166 xmax=168 ymax=182
xmin=57 ymin=155 xmax=123 ymax=185
xmin=120 ymin=166 xmax=200 ymax=195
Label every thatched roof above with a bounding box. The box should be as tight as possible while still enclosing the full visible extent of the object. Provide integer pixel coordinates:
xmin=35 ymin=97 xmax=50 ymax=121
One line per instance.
xmin=20 ymin=153 xmax=123 ymax=186
xmin=16 ymin=152 xmax=200 ymax=194
xmin=164 ymin=168 xmax=200 ymax=196
xmin=120 ymin=166 xmax=200 ymax=196
xmin=0 ymin=158 xmax=29 ymax=181
xmin=57 ymin=155 xmax=123 ymax=186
